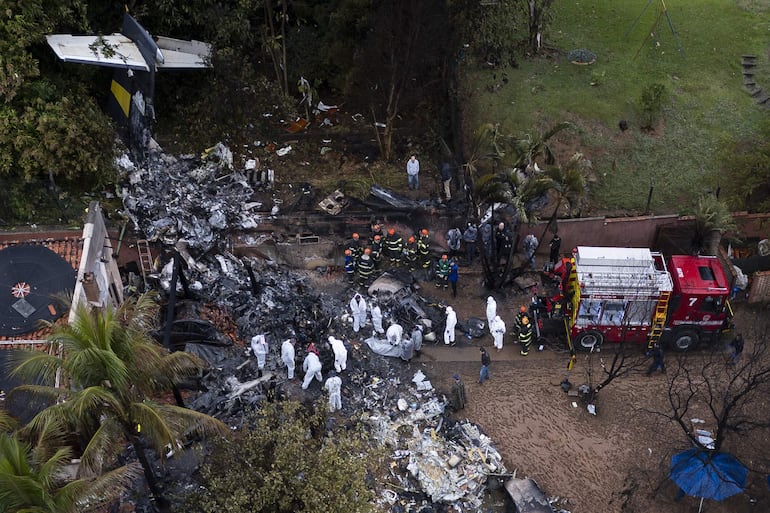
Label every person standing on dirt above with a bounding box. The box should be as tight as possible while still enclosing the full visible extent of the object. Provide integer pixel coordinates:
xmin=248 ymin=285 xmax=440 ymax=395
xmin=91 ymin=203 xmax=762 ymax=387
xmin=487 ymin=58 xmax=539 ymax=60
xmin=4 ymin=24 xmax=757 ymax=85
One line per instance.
xmin=343 ymin=249 xmax=355 ymax=284
xmin=346 ymin=232 xmax=362 ymax=259
xmin=435 ymin=254 xmax=451 ymax=288
xmin=404 ymin=236 xmax=418 ymax=272
xmin=406 ymin=154 xmax=420 ymax=190
xmin=549 ymin=233 xmax=562 ymax=265
xmin=518 ymin=316 xmax=533 ymax=356
xmin=349 ymin=293 xmax=367 ymax=333
xmin=281 ymin=338 xmax=297 ymax=380
xmin=446 ymin=227 xmax=462 ymax=259
xmin=302 ymin=347 xmax=323 ymax=390
xmin=490 ymin=315 xmax=506 ymax=352
xmin=411 ymin=324 xmax=423 ymax=355
xmin=324 ymin=371 xmax=342 ymax=412
xmin=479 ymin=347 xmax=491 ymax=384
xmin=450 ymin=373 xmax=466 ymax=411
xmin=370 ymin=301 xmax=385 ymax=335
xmin=495 ymin=222 xmax=512 ymax=265
xmin=370 ymin=234 xmax=383 ymax=269
xmin=357 ymin=248 xmax=375 ymax=285
xmin=513 ymin=305 xmax=528 ymax=337
xmin=646 ymin=344 xmax=666 ymax=375
xmin=417 ymin=228 xmax=431 ymax=271
xmin=444 ymin=306 xmax=457 ymax=345
xmin=523 ymin=233 xmax=539 ymax=271
xmin=463 ymin=222 xmax=478 ymax=265
xmin=328 ymin=335 xmax=348 ymax=373
xmin=729 ymin=333 xmax=744 ymax=363
xmin=486 ymin=296 xmax=497 ymax=335
xmin=384 ymin=228 xmax=403 ymax=267
xmin=480 ymin=222 xmax=493 ymax=258
xmin=448 ymin=257 xmax=459 ymax=298
xmin=440 ymin=162 xmax=453 ymax=201
xmin=250 ymin=334 xmax=268 ymax=377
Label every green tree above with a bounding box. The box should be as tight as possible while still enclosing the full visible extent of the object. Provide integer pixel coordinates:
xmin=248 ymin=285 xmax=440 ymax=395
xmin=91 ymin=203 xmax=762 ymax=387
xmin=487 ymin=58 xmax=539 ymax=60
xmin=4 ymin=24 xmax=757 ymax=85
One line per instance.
xmin=716 ymin=120 xmax=770 ymax=212
xmin=189 ymin=400 xmax=384 ymax=513
xmin=691 ymin=195 xmax=736 ymax=256
xmin=10 ymin=294 xmax=229 ymax=506
xmin=0 ymin=418 xmax=141 ymax=513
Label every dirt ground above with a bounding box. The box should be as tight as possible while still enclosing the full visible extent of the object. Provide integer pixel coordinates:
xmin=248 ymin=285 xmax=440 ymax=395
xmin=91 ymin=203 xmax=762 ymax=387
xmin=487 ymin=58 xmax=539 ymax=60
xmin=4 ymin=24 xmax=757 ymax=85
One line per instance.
xmin=400 ymin=268 xmax=770 ymax=513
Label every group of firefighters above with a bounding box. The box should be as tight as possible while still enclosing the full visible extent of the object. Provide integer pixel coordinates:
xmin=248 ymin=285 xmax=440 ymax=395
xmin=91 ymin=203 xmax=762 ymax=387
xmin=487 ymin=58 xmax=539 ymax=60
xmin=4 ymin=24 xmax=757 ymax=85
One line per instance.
xmin=343 ymin=223 xmax=451 ymax=286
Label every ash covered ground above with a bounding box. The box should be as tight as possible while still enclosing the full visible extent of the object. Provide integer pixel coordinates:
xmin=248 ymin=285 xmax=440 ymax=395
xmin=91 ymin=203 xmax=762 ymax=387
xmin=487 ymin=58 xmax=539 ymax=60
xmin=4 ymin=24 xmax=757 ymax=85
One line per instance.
xmin=116 ymin=143 xmax=558 ymax=513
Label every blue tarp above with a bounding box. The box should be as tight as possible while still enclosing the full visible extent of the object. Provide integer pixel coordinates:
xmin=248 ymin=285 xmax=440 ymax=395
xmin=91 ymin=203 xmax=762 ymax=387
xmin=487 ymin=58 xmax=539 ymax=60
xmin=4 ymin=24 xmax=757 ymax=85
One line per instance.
xmin=670 ymin=448 xmax=747 ymax=501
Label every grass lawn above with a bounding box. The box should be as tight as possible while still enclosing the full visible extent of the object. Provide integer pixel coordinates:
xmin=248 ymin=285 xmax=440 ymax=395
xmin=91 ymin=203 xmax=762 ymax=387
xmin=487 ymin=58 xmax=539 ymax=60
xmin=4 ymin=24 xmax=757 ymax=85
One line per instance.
xmin=459 ymin=0 xmax=770 ymax=214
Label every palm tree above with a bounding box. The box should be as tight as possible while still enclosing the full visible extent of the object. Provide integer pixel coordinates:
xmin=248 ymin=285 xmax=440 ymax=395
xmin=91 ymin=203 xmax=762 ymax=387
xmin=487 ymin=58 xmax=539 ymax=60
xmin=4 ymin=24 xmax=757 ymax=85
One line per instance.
xmin=692 ymin=195 xmax=737 ymax=256
xmin=0 ymin=418 xmax=141 ymax=513
xmin=10 ymin=294 xmax=229 ymax=507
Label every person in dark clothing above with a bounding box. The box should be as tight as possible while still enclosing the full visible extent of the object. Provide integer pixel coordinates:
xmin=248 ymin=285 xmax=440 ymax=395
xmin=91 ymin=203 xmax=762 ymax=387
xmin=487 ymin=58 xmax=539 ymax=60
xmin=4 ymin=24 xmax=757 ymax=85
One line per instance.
xmin=479 ymin=347 xmax=491 ymax=384
xmin=440 ymin=162 xmax=453 ymax=201
xmin=518 ymin=316 xmax=533 ymax=355
xmin=730 ymin=333 xmax=744 ymax=363
xmin=646 ymin=345 xmax=666 ymax=375
xmin=448 ymin=258 xmax=459 ymax=297
xmin=549 ymin=234 xmax=562 ymax=264
xmin=494 ymin=222 xmax=512 ymax=264
xmin=450 ymin=373 xmax=466 ymax=411
xmin=463 ymin=222 xmax=478 ymax=265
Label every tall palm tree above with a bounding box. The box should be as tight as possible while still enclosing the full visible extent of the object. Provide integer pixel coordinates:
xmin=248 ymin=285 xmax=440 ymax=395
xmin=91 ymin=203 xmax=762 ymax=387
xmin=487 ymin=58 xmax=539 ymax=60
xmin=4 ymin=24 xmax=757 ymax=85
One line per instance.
xmin=692 ymin=195 xmax=737 ymax=256
xmin=0 ymin=418 xmax=141 ymax=513
xmin=10 ymin=294 xmax=229 ymax=506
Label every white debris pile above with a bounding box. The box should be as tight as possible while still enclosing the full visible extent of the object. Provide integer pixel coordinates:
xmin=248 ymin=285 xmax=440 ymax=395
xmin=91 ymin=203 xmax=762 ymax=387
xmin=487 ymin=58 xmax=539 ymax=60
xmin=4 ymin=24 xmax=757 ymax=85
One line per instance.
xmin=362 ymin=371 xmax=509 ymax=511
xmin=117 ymin=142 xmax=261 ymax=253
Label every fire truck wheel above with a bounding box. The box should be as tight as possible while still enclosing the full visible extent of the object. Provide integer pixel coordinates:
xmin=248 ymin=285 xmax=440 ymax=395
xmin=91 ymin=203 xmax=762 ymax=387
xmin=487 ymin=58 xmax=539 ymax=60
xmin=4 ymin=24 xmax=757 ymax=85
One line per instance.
xmin=575 ymin=330 xmax=603 ymax=351
xmin=670 ymin=328 xmax=700 ymax=352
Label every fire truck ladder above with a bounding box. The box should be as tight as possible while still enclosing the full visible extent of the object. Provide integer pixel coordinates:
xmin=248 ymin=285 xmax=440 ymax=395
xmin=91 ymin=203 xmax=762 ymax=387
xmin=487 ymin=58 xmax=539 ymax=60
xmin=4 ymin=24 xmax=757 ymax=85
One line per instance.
xmin=647 ymin=290 xmax=671 ymax=350
xmin=136 ymin=239 xmax=154 ymax=287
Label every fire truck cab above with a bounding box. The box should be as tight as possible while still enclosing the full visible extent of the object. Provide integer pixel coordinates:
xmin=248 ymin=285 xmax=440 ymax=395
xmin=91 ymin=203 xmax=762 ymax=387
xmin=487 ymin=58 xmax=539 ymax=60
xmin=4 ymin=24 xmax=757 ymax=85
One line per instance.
xmin=564 ymin=246 xmax=731 ymax=352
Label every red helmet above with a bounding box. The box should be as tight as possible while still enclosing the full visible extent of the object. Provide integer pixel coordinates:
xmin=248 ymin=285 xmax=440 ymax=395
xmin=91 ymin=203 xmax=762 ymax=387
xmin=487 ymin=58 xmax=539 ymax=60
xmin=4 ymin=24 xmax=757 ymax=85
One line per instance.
xmin=519 ymin=305 xmax=527 ymax=313
xmin=421 ymin=229 xmax=428 ymax=236
xmin=344 ymin=249 xmax=352 ymax=256
xmin=388 ymin=228 xmax=395 ymax=235
xmin=352 ymin=233 xmax=359 ymax=239
xmin=374 ymin=235 xmax=381 ymax=241
xmin=441 ymin=254 xmax=448 ymax=260
xmin=408 ymin=236 xmax=415 ymax=243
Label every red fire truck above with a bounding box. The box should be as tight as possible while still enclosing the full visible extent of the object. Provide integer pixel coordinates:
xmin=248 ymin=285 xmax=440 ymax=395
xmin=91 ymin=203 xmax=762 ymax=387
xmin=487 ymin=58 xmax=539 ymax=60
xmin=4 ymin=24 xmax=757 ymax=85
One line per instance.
xmin=562 ymin=246 xmax=733 ymax=352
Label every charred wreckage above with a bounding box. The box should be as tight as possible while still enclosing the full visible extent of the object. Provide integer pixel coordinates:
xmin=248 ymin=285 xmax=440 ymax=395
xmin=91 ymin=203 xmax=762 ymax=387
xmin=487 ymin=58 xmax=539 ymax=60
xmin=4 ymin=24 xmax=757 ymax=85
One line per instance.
xmin=116 ymin=143 xmax=567 ymax=513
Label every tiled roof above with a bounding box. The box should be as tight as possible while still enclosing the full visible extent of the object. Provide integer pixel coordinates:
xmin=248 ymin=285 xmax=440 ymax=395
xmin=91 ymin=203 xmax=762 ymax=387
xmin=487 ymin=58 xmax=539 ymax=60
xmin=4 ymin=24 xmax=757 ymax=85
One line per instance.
xmin=0 ymin=237 xmax=83 ymax=345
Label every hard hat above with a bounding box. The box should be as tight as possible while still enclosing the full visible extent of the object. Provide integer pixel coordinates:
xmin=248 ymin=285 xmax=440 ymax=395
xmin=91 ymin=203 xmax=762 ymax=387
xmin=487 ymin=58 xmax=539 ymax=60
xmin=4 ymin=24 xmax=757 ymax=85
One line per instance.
xmin=421 ymin=229 xmax=428 ymax=236
xmin=408 ymin=236 xmax=415 ymax=243
xmin=364 ymin=248 xmax=371 ymax=254
xmin=374 ymin=235 xmax=381 ymax=241
xmin=520 ymin=305 xmax=527 ymax=313
xmin=345 ymin=249 xmax=352 ymax=255
xmin=388 ymin=228 xmax=395 ymax=235
xmin=352 ymin=232 xmax=359 ymax=239
xmin=522 ymin=316 xmax=530 ymax=325
xmin=442 ymin=254 xmax=448 ymax=260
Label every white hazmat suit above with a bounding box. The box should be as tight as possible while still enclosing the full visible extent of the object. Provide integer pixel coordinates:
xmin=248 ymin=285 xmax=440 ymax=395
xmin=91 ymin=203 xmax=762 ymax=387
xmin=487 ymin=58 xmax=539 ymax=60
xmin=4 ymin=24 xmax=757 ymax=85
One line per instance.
xmin=444 ymin=306 xmax=457 ymax=345
xmin=486 ymin=296 xmax=497 ymax=334
xmin=371 ymin=303 xmax=385 ymax=334
xmin=302 ymin=352 xmax=323 ymax=390
xmin=386 ymin=323 xmax=404 ymax=346
xmin=349 ymin=294 xmax=368 ymax=333
xmin=490 ymin=315 xmax=507 ymax=351
xmin=328 ymin=335 xmax=348 ymax=372
xmin=250 ymin=334 xmax=268 ymax=371
xmin=324 ymin=373 xmax=343 ymax=412
xmin=281 ymin=339 xmax=296 ymax=379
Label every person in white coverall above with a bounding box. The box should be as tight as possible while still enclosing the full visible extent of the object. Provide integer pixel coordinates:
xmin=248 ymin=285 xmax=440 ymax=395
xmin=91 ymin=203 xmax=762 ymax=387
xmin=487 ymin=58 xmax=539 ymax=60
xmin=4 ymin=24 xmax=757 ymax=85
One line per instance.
xmin=302 ymin=350 xmax=323 ymax=390
xmin=251 ymin=334 xmax=268 ymax=374
xmin=370 ymin=302 xmax=385 ymax=334
xmin=324 ymin=371 xmax=343 ymax=412
xmin=444 ymin=306 xmax=457 ymax=345
xmin=349 ymin=293 xmax=367 ymax=333
xmin=281 ymin=338 xmax=296 ymax=379
xmin=328 ymin=335 xmax=348 ymax=372
xmin=486 ymin=296 xmax=497 ymax=334
xmin=386 ymin=322 xmax=404 ymax=345
xmin=490 ymin=315 xmax=506 ymax=351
